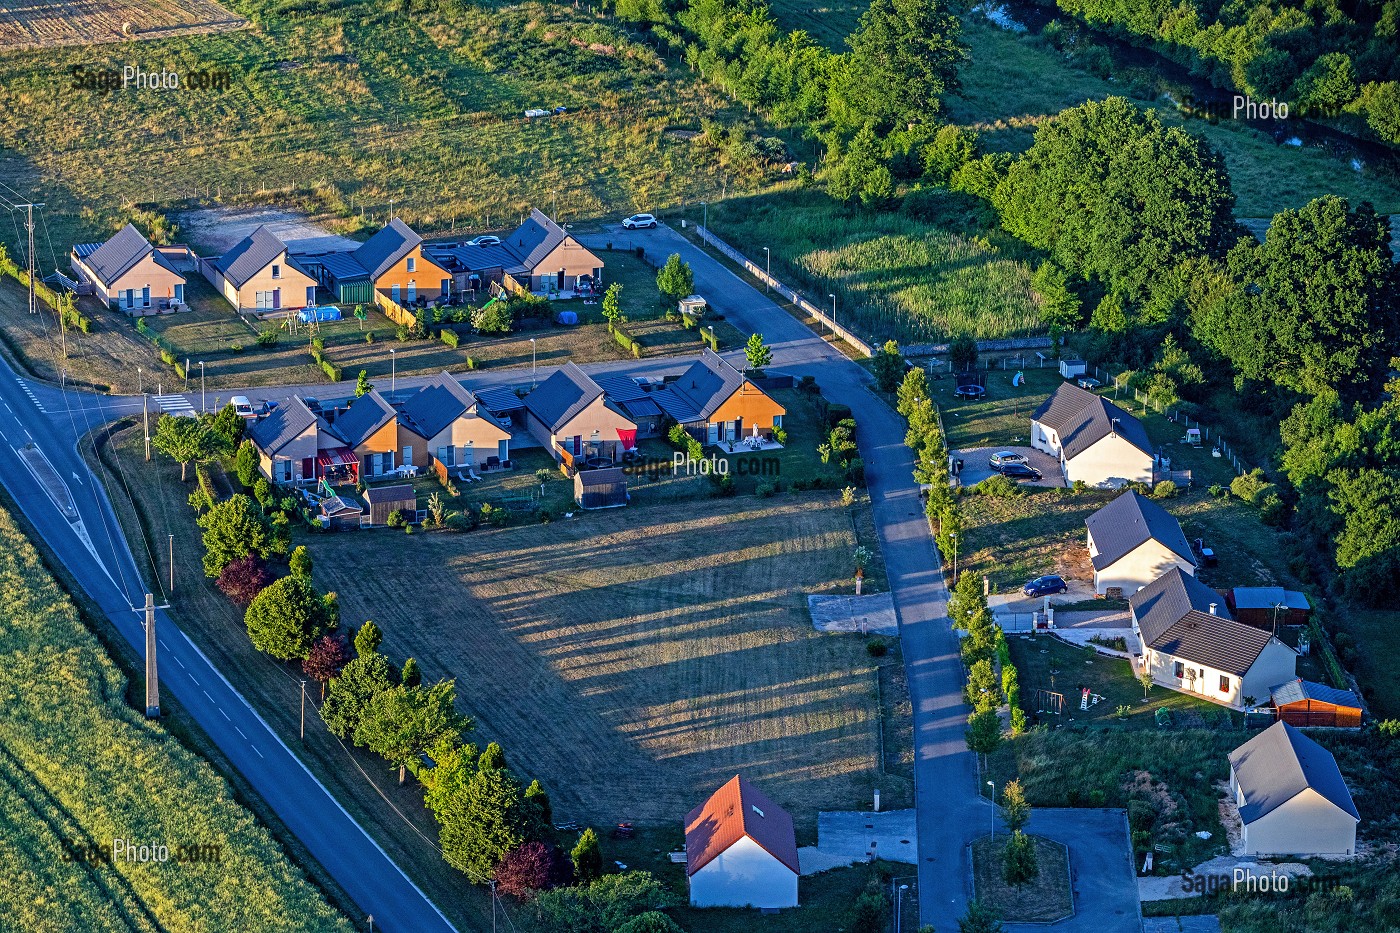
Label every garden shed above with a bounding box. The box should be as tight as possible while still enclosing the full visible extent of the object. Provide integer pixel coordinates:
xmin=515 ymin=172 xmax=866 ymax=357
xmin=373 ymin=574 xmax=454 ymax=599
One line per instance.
xmin=318 ymin=495 xmax=363 ymax=530
xmin=364 ymin=484 xmax=417 ymax=526
xmin=574 ymin=467 xmax=628 ymax=510
xmin=1059 ymin=359 xmax=1087 ymax=379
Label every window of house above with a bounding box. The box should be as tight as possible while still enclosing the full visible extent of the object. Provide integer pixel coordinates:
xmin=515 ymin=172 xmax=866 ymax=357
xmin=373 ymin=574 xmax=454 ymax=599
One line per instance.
xmin=773 ymin=414 xmax=783 ymax=427
xmin=1173 ymin=661 xmax=1184 ymax=679
xmin=406 ymin=257 xmax=416 ymax=273
xmin=1219 ymin=675 xmax=1230 ymax=693
xmin=275 ymin=460 xmax=292 ymax=483
xmin=271 ymin=264 xmax=281 ymax=279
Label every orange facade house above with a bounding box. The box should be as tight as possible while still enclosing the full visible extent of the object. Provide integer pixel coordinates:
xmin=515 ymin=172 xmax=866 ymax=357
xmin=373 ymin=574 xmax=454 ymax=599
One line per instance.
xmin=658 ymin=349 xmax=787 ymax=447
xmin=71 ymin=223 xmax=187 ymax=314
xmin=423 ymin=208 xmax=604 ymax=299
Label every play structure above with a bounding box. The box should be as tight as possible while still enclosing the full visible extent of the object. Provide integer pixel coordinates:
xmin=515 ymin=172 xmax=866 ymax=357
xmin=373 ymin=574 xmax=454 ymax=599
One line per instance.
xmin=1034 ymin=689 xmax=1065 ymax=716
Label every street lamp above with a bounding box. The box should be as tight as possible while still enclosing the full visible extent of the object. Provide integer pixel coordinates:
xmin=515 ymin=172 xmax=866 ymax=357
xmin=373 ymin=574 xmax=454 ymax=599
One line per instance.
xmin=389 ymin=348 xmax=396 ymax=398
xmin=828 ymin=293 xmax=836 ymax=337
xmin=700 ymin=200 xmax=708 ymax=234
xmin=531 ymin=337 xmax=537 ymax=389
xmin=896 ymin=884 xmax=909 ymax=933
xmin=987 ymin=780 xmax=996 ymax=838
xmin=762 ymin=246 xmax=770 ymax=292
xmin=198 ymin=361 xmax=205 ymax=413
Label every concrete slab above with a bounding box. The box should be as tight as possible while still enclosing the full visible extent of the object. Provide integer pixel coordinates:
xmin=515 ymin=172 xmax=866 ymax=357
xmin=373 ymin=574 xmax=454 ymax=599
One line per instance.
xmin=176 ymin=206 xmax=362 ymax=255
xmin=808 ymin=592 xmax=898 ymax=635
xmin=953 ymin=445 xmax=1065 ymax=489
xmin=799 ymin=809 xmax=918 ymax=874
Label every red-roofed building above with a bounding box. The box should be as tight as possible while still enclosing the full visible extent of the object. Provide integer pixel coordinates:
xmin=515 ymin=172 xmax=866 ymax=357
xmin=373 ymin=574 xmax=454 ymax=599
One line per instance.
xmin=685 ymin=775 xmax=799 ymax=909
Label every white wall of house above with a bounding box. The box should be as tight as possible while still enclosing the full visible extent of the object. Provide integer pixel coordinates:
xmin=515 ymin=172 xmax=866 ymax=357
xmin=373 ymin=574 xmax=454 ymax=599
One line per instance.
xmin=1030 ymin=420 xmax=1059 ymax=457
xmin=1138 ymin=639 xmax=1295 ymax=709
xmin=1090 ymin=536 xmax=1196 ymax=596
xmin=1231 ymin=782 xmax=1357 ymax=856
xmin=688 ymin=836 xmax=798 ymax=909
xmin=1063 ymin=435 xmax=1154 ymax=487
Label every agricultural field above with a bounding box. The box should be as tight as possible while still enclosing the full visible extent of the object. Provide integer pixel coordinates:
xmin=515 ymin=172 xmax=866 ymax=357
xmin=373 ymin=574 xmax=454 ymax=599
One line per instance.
xmin=0 ymin=503 xmax=351 ymax=931
xmin=705 ymin=187 xmax=1043 ymax=345
xmin=0 ymin=0 xmax=245 ymax=51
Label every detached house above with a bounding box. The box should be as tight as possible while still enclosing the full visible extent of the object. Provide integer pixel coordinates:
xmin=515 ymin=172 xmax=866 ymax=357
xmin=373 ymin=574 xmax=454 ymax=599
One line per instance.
xmin=71 ymin=223 xmax=187 ymax=313
xmin=685 ymin=775 xmax=799 ymax=909
xmin=1229 ymin=721 xmax=1359 ymax=857
xmin=1085 ymin=491 xmax=1195 ymax=596
xmin=426 ymin=208 xmax=604 ymax=298
xmin=657 ymin=349 xmax=786 ymax=448
xmin=203 ymin=226 xmax=318 ymax=314
xmin=1130 ymin=568 xmax=1296 ymax=710
xmin=1031 ymin=382 xmax=1154 ymax=487
xmin=397 ymin=372 xmax=511 ymax=469
xmin=246 ymin=397 xmax=358 ymax=486
xmin=523 ymin=362 xmax=637 ymax=470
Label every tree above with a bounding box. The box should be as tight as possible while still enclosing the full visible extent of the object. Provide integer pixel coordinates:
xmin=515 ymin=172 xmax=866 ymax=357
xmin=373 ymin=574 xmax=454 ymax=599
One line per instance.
xmin=744 ymin=333 xmax=772 ymax=372
xmin=355 ymin=619 xmax=383 ymax=657
xmin=923 ymin=124 xmax=980 ymax=184
xmin=615 ymin=912 xmax=685 ymax=933
xmin=1001 ymin=779 xmax=1030 ymax=834
xmin=1032 ymin=261 xmax=1083 ymax=332
xmin=1138 ymin=667 xmax=1154 ymax=699
xmin=356 ymin=370 xmax=373 ymax=397
xmin=234 ymin=439 xmax=260 ymax=488
xmin=601 ymin=283 xmax=624 ymax=327
xmin=965 ymin=708 xmax=1002 ymax=766
xmin=966 ymin=658 xmax=1000 ymax=710
xmin=656 ymin=253 xmax=694 ymax=304
xmin=356 ymin=680 xmax=471 ymax=783
xmin=1328 ymin=468 xmax=1400 ymax=604
xmin=197 ymin=494 xmax=277 ymax=577
xmin=474 ymin=302 xmax=514 ymax=334
xmin=897 ymin=367 xmax=929 ymax=417
xmin=401 ymin=656 xmax=422 ymax=688
xmin=443 ymin=743 xmax=536 ymax=879
xmin=321 ymin=651 xmax=398 ymax=738
xmin=828 ymin=125 xmax=888 ymax=205
xmin=571 ymin=827 xmax=604 ymax=882
xmin=152 ymin=413 xmax=215 ymax=480
xmin=215 ymin=555 xmax=274 ymax=606
xmin=1191 ymin=195 xmax=1398 ymax=401
xmin=303 ymin=633 xmax=353 ymax=699
xmin=495 ymin=841 xmax=556 ymax=898
xmin=245 ymin=574 xmax=335 ymax=660
xmin=959 ymin=900 xmax=1005 ymax=933
xmin=1002 ymin=830 xmax=1039 ymax=887
xmin=525 ymin=779 xmax=553 ymax=829
xmin=948 ymin=333 xmax=978 ymax=373
xmin=872 ymin=340 xmax=905 ymax=393
xmin=849 ymin=888 xmax=890 ymax=933
xmin=527 ymin=872 xmax=671 ymax=933
xmin=845 ymin=0 xmax=967 ymax=128
xmin=208 ymin=404 xmax=246 ymax=453
xmin=949 ymin=570 xmax=987 ymax=630
xmin=289 ymin=544 xmax=313 ymax=579
xmin=1360 ymin=81 xmax=1400 ymax=144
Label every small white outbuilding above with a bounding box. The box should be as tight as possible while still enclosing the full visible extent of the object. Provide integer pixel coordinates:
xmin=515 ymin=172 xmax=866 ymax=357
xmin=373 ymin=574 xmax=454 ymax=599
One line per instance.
xmin=1229 ymin=721 xmax=1360 ymax=857
xmin=685 ymin=775 xmax=800 ymax=909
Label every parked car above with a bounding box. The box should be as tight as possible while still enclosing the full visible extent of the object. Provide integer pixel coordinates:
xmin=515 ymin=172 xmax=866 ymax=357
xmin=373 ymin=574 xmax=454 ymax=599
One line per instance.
xmin=622 ymin=213 xmax=658 ymax=229
xmin=988 ymin=451 xmax=1028 ymax=469
xmin=230 ymin=395 xmax=256 ymax=419
xmin=1077 ymin=376 xmax=1102 ymax=389
xmin=465 ymin=235 xmax=500 ymax=247
xmin=1023 ymin=575 xmax=1069 ymax=597
xmin=996 ymin=462 xmax=1042 ymax=481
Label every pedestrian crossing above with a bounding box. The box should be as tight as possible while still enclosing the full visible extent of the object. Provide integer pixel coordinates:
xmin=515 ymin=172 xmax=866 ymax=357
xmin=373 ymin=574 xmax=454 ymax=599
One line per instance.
xmin=15 ymin=378 xmax=46 ymax=413
xmin=153 ymin=394 xmax=197 ymax=417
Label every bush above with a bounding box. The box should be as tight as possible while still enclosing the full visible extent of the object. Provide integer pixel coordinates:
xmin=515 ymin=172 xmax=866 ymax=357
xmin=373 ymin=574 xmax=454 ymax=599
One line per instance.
xmin=1230 ymin=468 xmax=1275 ymax=505
xmin=755 ymin=481 xmax=776 ymax=498
xmin=386 ymin=509 xmax=407 ymax=528
xmin=712 ymin=474 xmax=735 ymax=497
xmin=1208 ymin=483 xmax=1226 ymax=498
xmin=216 ymin=556 xmax=274 ymax=606
xmin=319 ymin=358 xmax=342 ymax=382
xmin=256 ymin=328 xmax=279 ymax=347
xmin=976 ymin=474 xmax=1023 ymax=498
xmin=866 ymin=638 xmax=888 ymax=657
xmin=773 ymin=426 xmax=788 ymax=445
xmin=440 ymin=329 xmax=460 ymax=349
xmin=1152 ymin=480 xmax=1179 ymax=499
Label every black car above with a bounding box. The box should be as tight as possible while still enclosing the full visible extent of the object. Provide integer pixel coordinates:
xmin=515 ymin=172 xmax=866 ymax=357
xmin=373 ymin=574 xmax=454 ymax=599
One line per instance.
xmin=996 ymin=462 xmax=1042 ymax=481
xmin=1023 ymin=575 xmax=1069 ymax=597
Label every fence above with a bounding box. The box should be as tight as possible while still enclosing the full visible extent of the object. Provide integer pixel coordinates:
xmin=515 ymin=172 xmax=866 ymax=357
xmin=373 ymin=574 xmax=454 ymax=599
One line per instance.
xmin=904 ymin=336 xmax=1058 ymax=357
xmin=694 ymin=226 xmax=875 ymax=358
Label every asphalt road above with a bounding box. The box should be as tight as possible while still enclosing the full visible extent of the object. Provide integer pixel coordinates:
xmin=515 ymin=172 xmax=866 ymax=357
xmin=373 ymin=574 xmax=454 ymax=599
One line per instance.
xmin=0 ymin=365 xmax=456 ymax=932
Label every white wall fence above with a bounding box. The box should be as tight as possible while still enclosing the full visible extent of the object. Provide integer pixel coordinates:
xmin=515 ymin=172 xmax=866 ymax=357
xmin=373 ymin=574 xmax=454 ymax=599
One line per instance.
xmin=695 ymin=226 xmax=875 ymax=358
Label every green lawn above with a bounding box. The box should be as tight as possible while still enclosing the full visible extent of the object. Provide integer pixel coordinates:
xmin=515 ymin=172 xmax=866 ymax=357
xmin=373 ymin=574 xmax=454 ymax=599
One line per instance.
xmin=971 ymin=834 xmax=1072 ymax=923
xmin=950 ymin=15 xmax=1400 ymax=219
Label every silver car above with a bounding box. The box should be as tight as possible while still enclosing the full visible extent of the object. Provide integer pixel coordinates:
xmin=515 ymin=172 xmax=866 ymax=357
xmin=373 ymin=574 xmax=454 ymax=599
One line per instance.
xmin=989 ymin=451 xmax=1028 ymax=469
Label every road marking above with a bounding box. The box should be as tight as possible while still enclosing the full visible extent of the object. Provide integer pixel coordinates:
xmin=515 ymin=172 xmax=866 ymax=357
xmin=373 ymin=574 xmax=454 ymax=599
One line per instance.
xmin=235 ymin=727 xmax=248 ymax=740
xmin=14 ymin=379 xmax=46 ymax=413
xmin=71 ymin=472 xmax=83 ymax=485
xmin=187 ymin=672 xmax=199 ymax=685
xmin=220 ymin=708 xmax=230 ymax=721
xmin=251 ymin=744 xmax=264 ymax=758
xmin=153 ymin=394 xmax=197 ymax=417
xmin=203 ymin=690 xmax=214 ymax=703
xmin=174 ymin=656 xmax=186 ymax=669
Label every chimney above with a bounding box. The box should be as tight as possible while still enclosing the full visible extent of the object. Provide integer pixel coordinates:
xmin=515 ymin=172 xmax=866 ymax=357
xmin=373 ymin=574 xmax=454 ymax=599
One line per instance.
xmin=1209 ymin=603 xmax=1218 ymax=615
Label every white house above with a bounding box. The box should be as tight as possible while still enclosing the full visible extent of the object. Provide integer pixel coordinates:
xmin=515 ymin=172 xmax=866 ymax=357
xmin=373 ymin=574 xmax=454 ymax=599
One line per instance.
xmin=1030 ymin=382 xmax=1154 ymax=487
xmin=1129 ymin=568 xmax=1296 ymax=710
xmin=1229 ymin=721 xmax=1359 ymax=857
xmin=1085 ymin=490 xmax=1196 ymax=596
xmin=685 ymin=775 xmax=799 ymax=909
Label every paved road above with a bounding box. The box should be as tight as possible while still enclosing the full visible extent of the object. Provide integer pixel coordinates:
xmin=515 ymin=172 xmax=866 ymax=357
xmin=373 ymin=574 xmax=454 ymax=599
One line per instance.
xmin=0 ymin=364 xmax=456 ymax=932
xmin=1004 ymin=809 xmax=1144 ymax=933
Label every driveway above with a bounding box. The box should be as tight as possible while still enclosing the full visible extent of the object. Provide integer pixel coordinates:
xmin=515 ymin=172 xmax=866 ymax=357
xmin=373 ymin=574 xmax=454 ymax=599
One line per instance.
xmin=1004 ymin=809 xmax=1143 ymax=933
xmin=954 ymin=445 xmax=1064 ymax=488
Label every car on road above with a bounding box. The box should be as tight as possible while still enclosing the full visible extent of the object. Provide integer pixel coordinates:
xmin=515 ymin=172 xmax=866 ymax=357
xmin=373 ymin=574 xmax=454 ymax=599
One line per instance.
xmin=465 ymin=235 xmax=500 ymax=247
xmin=1077 ymin=376 xmax=1102 ymax=389
xmin=622 ymin=213 xmax=658 ymax=229
xmin=995 ymin=462 xmax=1042 ymax=481
xmin=953 ymin=384 xmax=986 ymax=400
xmin=1023 ymin=574 xmax=1069 ymax=597
xmin=988 ymin=451 xmax=1028 ymax=469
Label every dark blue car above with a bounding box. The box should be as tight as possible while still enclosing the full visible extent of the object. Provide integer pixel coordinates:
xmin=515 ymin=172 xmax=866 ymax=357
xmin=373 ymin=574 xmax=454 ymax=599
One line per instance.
xmin=1023 ymin=575 xmax=1068 ymax=597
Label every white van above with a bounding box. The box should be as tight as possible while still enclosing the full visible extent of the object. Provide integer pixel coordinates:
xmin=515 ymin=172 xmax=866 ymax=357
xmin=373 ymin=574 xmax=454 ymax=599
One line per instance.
xmin=231 ymin=396 xmax=256 ymax=419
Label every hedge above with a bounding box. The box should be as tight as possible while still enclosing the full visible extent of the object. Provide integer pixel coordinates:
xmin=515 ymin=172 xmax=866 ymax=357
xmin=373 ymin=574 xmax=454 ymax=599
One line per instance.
xmin=612 ymin=326 xmax=643 ymax=358
xmin=440 ymin=329 xmax=460 ymax=349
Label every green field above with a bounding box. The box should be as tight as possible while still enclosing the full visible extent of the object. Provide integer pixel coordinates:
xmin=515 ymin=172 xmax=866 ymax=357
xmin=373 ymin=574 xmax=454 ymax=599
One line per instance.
xmin=0 ymin=504 xmax=351 ymax=931
xmin=706 ymin=187 xmax=1042 ymax=344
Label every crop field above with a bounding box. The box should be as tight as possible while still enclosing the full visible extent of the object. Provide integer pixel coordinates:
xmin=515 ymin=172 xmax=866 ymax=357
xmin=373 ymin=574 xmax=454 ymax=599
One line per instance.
xmin=0 ymin=0 xmax=245 ymax=51
xmin=0 ymin=504 xmax=350 ymax=931
xmin=707 ymin=187 xmax=1042 ymax=344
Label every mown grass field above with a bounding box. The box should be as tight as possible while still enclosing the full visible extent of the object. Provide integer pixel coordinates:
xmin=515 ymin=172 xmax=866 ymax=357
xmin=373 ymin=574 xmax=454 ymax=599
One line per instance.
xmin=707 ymin=187 xmax=1042 ymax=344
xmin=0 ymin=0 xmax=740 ymax=253
xmin=0 ymin=503 xmax=351 ymax=931
xmin=970 ymin=834 xmax=1071 ymax=923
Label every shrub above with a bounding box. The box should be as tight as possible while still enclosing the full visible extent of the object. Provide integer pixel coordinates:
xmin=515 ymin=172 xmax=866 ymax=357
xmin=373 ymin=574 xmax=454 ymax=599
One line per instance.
xmin=756 ymin=482 xmax=776 ymax=498
xmin=976 ymin=474 xmax=1022 ymax=498
xmin=1230 ymin=468 xmax=1275 ymax=505
xmin=496 ymin=841 xmax=557 ymax=899
xmin=773 ymin=426 xmax=788 ymax=445
xmin=866 ymin=638 xmax=888 ymax=657
xmin=319 ymin=358 xmax=342 ymax=382
xmin=256 ymin=328 xmax=279 ymax=347
xmin=1207 ymin=483 xmax=1226 ymax=499
xmin=215 ymin=555 xmax=274 ymax=605
xmin=386 ymin=509 xmax=407 ymax=528
xmin=712 ymin=474 xmax=736 ymax=497
xmin=1152 ymin=480 xmax=1179 ymax=499
xmin=440 ymin=329 xmax=460 ymax=348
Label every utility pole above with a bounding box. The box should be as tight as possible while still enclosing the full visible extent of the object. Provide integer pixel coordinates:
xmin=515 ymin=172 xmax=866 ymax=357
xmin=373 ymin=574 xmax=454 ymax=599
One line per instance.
xmin=300 ymin=680 xmax=307 ymax=742
xmin=168 ymin=534 xmax=175 ymax=593
xmin=143 ymin=392 xmax=151 ymax=462
xmin=134 ymin=595 xmax=170 ymax=717
xmin=11 ymin=201 xmax=44 ymax=316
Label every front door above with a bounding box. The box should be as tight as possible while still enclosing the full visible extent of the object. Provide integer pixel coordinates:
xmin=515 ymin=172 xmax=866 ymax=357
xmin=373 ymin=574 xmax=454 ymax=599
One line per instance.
xmin=498 ymin=439 xmax=510 ymax=463
xmin=557 ymin=270 xmax=566 ymax=290
xmin=141 ymin=286 xmax=150 ymax=308
xmin=707 ymin=423 xmax=719 ymax=445
xmin=272 ymin=288 xmax=281 ymax=310
xmin=402 ymin=446 xmax=413 ymax=468
xmin=406 ymin=281 xmax=416 ymax=303
xmin=391 ymin=284 xmax=401 ymax=305
xmin=572 ymin=435 xmax=582 ymax=456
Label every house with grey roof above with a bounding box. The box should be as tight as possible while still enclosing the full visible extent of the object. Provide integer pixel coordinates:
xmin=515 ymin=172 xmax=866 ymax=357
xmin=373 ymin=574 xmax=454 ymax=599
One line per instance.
xmin=203 ymin=226 xmax=318 ymax=314
xmin=70 ymin=223 xmax=188 ymax=313
xmin=397 ymin=372 xmax=511 ymax=469
xmin=1229 ymin=721 xmax=1359 ymax=856
xmin=424 ymin=208 xmax=603 ymax=298
xmin=1130 ymin=568 xmax=1296 ymax=710
xmin=523 ymin=362 xmax=636 ymax=471
xmin=1031 ymin=382 xmax=1154 ymax=487
xmin=1085 ymin=490 xmax=1195 ymax=596
xmin=246 ymin=397 xmax=357 ymax=487
xmin=321 ymin=389 xmax=411 ymax=479
xmin=654 ymin=349 xmax=787 ymax=447
xmin=291 ymin=217 xmax=450 ymax=314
